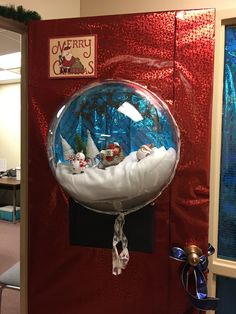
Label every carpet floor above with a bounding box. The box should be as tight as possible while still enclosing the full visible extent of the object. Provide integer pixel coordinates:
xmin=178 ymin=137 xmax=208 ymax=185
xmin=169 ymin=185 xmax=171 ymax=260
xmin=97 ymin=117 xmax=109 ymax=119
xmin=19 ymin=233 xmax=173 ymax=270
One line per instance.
xmin=0 ymin=220 xmax=20 ymax=314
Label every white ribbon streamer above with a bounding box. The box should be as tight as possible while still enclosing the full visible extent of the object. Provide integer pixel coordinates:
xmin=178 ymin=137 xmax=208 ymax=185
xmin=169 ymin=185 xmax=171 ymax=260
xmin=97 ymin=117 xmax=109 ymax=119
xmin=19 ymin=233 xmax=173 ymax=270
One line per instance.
xmin=112 ymin=213 xmax=129 ymax=275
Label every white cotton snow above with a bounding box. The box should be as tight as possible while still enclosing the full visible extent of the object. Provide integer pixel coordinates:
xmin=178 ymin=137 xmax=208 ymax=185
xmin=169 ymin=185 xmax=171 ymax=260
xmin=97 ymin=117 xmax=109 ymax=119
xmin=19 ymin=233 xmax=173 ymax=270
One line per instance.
xmin=55 ymin=146 xmax=177 ymax=214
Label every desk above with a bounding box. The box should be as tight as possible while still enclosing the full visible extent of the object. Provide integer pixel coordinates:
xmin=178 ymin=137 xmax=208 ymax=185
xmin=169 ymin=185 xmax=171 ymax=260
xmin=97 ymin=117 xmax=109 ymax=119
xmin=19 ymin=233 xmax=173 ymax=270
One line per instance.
xmin=0 ymin=178 xmax=20 ymax=223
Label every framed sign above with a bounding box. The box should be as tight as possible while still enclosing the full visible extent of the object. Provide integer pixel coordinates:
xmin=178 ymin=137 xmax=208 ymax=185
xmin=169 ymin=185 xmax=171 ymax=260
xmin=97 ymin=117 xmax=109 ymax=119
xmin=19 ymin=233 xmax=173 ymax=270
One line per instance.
xmin=49 ymin=35 xmax=97 ymax=78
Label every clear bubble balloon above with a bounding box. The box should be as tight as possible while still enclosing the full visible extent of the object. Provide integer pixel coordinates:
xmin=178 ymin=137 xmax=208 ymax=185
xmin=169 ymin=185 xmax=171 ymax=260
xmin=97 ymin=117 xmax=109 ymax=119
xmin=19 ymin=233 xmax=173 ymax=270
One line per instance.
xmin=47 ymin=80 xmax=180 ymax=214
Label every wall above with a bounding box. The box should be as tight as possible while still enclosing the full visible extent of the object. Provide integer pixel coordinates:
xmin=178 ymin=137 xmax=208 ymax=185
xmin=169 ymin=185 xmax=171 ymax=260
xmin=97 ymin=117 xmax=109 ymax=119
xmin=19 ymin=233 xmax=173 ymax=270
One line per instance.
xmin=80 ymin=0 xmax=236 ymax=16
xmin=0 ymin=0 xmax=80 ymax=19
xmin=0 ymin=83 xmax=20 ymax=170
xmin=0 ymin=0 xmax=81 ymax=170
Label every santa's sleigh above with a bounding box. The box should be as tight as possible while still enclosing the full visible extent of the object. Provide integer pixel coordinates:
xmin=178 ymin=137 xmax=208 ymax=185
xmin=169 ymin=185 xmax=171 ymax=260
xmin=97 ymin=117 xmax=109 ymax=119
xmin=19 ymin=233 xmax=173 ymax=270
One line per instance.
xmin=58 ymin=56 xmax=85 ymax=75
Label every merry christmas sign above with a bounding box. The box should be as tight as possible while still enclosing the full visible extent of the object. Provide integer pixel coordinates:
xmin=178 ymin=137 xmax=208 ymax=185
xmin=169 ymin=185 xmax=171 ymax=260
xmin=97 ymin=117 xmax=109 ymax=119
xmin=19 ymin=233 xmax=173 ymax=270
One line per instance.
xmin=49 ymin=35 xmax=97 ymax=78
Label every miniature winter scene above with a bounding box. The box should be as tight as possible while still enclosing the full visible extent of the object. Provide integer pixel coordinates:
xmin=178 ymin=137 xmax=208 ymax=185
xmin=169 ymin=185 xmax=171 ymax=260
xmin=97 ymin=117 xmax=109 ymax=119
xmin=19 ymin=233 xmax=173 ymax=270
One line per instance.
xmin=47 ymin=80 xmax=180 ymax=214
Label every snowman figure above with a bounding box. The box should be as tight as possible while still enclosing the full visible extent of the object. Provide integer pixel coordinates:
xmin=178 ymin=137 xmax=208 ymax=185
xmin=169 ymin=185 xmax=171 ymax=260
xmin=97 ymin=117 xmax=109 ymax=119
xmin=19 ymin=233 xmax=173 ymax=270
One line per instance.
xmin=136 ymin=144 xmax=153 ymax=161
xmin=70 ymin=152 xmax=87 ymax=174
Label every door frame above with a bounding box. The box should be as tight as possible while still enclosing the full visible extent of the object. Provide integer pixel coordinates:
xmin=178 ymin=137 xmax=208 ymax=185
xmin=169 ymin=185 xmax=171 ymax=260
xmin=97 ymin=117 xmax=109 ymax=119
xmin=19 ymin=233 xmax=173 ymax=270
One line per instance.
xmin=0 ymin=16 xmax=28 ymax=314
xmin=208 ymin=8 xmax=236 ymax=313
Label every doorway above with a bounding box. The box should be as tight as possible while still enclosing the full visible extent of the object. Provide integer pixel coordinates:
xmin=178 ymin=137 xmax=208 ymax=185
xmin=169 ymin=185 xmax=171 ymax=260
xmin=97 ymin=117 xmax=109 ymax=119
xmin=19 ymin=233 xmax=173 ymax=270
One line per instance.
xmin=0 ymin=16 xmax=27 ymax=314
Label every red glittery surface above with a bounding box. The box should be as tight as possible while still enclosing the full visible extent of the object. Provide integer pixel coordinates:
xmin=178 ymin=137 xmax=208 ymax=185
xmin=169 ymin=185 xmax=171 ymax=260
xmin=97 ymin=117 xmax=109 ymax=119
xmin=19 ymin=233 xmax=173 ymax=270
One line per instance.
xmin=28 ymin=9 xmax=215 ymax=314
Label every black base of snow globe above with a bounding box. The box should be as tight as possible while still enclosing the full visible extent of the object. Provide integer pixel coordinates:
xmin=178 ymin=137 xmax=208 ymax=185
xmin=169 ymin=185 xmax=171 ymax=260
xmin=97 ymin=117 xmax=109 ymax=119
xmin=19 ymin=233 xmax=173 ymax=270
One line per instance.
xmin=69 ymin=198 xmax=155 ymax=253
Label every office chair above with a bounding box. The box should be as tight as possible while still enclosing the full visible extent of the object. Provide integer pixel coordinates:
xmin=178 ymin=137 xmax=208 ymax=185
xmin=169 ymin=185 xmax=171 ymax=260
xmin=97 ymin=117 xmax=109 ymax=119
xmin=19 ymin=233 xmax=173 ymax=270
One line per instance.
xmin=0 ymin=262 xmax=20 ymax=314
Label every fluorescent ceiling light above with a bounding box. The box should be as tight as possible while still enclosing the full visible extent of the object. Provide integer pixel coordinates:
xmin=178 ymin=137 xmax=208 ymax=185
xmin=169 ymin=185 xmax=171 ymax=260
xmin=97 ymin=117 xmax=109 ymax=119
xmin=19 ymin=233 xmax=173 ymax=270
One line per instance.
xmin=0 ymin=52 xmax=21 ymax=70
xmin=117 ymin=101 xmax=143 ymax=122
xmin=0 ymin=70 xmax=20 ymax=81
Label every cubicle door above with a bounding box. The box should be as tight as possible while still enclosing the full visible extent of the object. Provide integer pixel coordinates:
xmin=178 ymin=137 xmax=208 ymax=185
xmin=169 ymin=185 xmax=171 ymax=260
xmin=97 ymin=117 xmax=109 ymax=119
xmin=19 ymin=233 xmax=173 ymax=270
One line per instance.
xmin=28 ymin=10 xmax=215 ymax=314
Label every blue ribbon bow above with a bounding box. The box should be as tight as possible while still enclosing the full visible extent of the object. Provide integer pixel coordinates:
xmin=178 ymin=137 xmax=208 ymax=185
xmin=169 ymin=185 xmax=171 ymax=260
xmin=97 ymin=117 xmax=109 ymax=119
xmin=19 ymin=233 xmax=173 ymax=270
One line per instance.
xmin=171 ymin=244 xmax=219 ymax=311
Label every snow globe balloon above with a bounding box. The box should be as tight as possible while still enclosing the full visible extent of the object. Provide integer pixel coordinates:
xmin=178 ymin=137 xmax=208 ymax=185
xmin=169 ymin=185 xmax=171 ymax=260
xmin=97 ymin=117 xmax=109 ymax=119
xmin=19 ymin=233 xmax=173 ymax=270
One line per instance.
xmin=47 ymin=79 xmax=180 ymax=275
xmin=48 ymin=79 xmax=180 ymax=213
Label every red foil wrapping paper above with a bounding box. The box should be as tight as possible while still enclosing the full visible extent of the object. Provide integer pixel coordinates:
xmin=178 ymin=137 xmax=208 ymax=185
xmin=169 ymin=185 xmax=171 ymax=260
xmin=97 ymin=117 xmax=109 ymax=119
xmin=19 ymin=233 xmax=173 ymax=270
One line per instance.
xmin=28 ymin=9 xmax=215 ymax=314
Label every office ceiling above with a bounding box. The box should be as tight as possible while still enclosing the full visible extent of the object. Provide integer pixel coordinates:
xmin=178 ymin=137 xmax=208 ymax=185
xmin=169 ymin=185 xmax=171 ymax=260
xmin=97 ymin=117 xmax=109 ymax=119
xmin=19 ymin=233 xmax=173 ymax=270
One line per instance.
xmin=0 ymin=28 xmax=21 ymax=56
